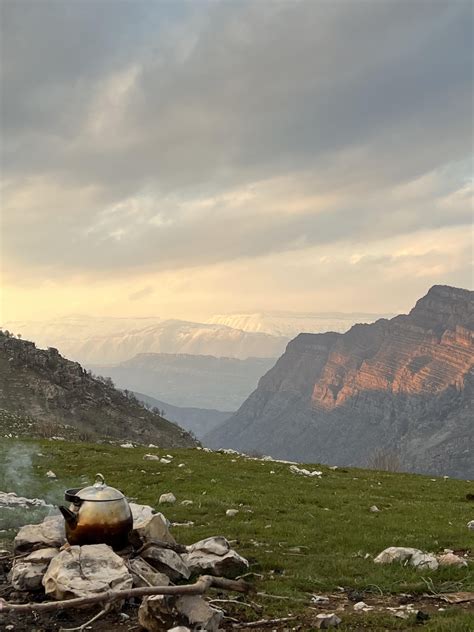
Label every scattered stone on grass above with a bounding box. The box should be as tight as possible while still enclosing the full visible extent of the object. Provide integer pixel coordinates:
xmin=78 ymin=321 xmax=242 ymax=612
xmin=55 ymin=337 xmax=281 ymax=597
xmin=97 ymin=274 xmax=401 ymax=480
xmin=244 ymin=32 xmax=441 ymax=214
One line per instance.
xmin=43 ymin=544 xmax=132 ymax=599
xmin=144 ymin=454 xmax=160 ymax=461
xmin=226 ymin=509 xmax=238 ymax=517
xmin=159 ymin=493 xmax=176 ymax=504
xmin=120 ymin=443 xmax=134 ymax=448
xmin=410 ymin=551 xmax=438 ymax=571
xmin=181 ymin=500 xmax=193 ymax=506
xmin=369 ymin=505 xmax=380 ymax=513
xmin=289 ymin=465 xmax=322 ymax=478
xmin=45 ymin=470 xmax=57 ymax=478
xmin=311 ymin=595 xmax=330 ymax=604
xmin=467 ymin=520 xmax=474 ymax=530
xmin=437 ymin=553 xmax=468 ymax=568
xmin=315 ymin=613 xmax=341 ymax=628
xmin=0 ymin=491 xmax=51 ymax=509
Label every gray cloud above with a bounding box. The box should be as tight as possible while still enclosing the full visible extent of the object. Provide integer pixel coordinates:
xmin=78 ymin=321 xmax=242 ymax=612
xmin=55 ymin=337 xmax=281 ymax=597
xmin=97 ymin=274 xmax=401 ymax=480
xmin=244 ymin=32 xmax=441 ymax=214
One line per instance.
xmin=1 ymin=0 xmax=472 ymax=278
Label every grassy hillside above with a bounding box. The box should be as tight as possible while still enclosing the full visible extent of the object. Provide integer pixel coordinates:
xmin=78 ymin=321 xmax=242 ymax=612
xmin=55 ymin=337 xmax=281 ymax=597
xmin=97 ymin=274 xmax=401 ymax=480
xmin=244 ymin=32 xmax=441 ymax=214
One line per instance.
xmin=1 ymin=439 xmax=473 ymax=631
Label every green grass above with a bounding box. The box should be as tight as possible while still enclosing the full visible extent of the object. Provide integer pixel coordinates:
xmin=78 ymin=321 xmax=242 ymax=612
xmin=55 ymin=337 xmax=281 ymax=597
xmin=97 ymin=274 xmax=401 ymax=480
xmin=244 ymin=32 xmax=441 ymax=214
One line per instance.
xmin=1 ymin=439 xmax=473 ymax=630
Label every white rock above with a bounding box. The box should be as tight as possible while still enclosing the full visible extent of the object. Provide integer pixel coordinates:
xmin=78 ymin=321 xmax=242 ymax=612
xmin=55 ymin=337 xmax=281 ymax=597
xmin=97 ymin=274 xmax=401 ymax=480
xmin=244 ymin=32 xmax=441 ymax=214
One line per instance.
xmin=134 ymin=512 xmax=175 ymax=544
xmin=226 ymin=509 xmax=239 ymax=517
xmin=138 ymin=595 xmax=175 ymax=631
xmin=467 ymin=520 xmax=474 ymax=530
xmin=160 ymin=458 xmax=172 ymax=464
xmin=144 ymin=454 xmax=160 ymax=461
xmin=46 ymin=470 xmax=57 ymax=478
xmin=175 ymin=595 xmax=223 ymax=631
xmin=410 ymin=551 xmax=439 ymax=571
xmin=130 ymin=502 xmax=156 ymax=528
xmin=141 ymin=546 xmax=190 ymax=581
xmin=43 ymin=544 xmax=132 ymax=599
xmin=159 ymin=493 xmax=176 ymax=504
xmin=128 ymin=558 xmax=171 ymax=587
xmin=315 ymin=613 xmax=342 ymax=628
xmin=183 ymin=548 xmax=249 ymax=578
xmin=168 ymin=628 xmax=191 ymax=632
xmin=187 ymin=536 xmax=230 ymax=556
xmin=374 ymin=547 xmax=421 ymax=564
xmin=148 ymin=444 xmax=159 ymax=448
xmin=120 ymin=443 xmax=134 ymax=448
xmin=165 ymin=455 xmax=174 ymax=459
xmin=369 ymin=505 xmax=380 ymax=513
xmin=9 ymin=547 xmax=59 ymax=591
xmin=289 ymin=465 xmax=322 ymax=478
xmin=436 ymin=553 xmax=468 ymax=568
xmin=0 ymin=491 xmax=51 ymax=509
xmin=178 ymin=463 xmax=186 ymax=468
xmin=14 ymin=515 xmax=66 ymax=554
xmin=353 ymin=601 xmax=368 ymax=611
xmin=181 ymin=500 xmax=193 ymax=506
xmin=311 ymin=595 xmax=330 ymax=604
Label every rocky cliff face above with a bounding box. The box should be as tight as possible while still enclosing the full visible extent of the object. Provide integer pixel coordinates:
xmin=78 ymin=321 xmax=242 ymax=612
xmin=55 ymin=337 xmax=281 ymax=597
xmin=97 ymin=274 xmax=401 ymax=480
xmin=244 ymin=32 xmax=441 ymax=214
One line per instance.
xmin=205 ymin=286 xmax=474 ymax=478
xmin=0 ymin=333 xmax=197 ymax=447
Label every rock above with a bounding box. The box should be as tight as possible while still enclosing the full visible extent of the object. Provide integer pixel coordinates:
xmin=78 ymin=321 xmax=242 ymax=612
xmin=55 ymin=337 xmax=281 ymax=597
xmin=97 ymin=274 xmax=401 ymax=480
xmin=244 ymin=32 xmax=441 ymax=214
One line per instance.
xmin=144 ymin=454 xmax=160 ymax=461
xmin=8 ymin=547 xmax=58 ymax=591
xmin=43 ymin=544 xmax=132 ymax=599
xmin=0 ymin=491 xmax=51 ymax=509
xmin=46 ymin=470 xmax=57 ymax=478
xmin=160 ymin=458 xmax=172 ymax=464
xmin=130 ymin=502 xmax=156 ymax=528
xmin=374 ymin=547 xmax=421 ymax=564
xmin=159 ymin=493 xmax=176 ymax=504
xmin=138 ymin=595 xmax=175 ymax=631
xmin=289 ymin=465 xmax=322 ymax=478
xmin=133 ymin=512 xmax=176 ymax=545
xmin=315 ymin=613 xmax=342 ymax=628
xmin=168 ymin=628 xmax=191 ymax=632
xmin=183 ymin=547 xmax=248 ymax=578
xmin=226 ymin=509 xmax=239 ymax=517
xmin=175 ymin=595 xmax=223 ymax=631
xmin=467 ymin=520 xmax=474 ymax=530
xmin=14 ymin=515 xmax=66 ymax=553
xmin=187 ymin=536 xmax=230 ymax=556
xmin=410 ymin=551 xmax=438 ymax=571
xmin=181 ymin=500 xmax=193 ymax=506
xmin=437 ymin=553 xmax=468 ymax=568
xmin=128 ymin=558 xmax=171 ymax=587
xmin=369 ymin=505 xmax=380 ymax=513
xmin=120 ymin=443 xmax=134 ymax=448
xmin=141 ymin=546 xmax=190 ymax=581
xmin=311 ymin=595 xmax=330 ymax=604
xmin=353 ymin=601 xmax=368 ymax=611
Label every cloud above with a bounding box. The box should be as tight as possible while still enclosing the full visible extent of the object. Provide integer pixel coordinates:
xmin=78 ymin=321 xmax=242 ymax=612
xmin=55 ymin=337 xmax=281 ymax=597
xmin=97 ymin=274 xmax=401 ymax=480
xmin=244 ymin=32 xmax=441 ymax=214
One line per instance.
xmin=0 ymin=0 xmax=472 ymax=308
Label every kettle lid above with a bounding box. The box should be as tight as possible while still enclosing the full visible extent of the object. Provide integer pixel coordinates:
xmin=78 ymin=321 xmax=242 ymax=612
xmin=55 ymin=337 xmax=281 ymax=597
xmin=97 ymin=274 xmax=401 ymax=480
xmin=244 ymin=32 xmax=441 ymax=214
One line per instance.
xmin=75 ymin=473 xmax=125 ymax=501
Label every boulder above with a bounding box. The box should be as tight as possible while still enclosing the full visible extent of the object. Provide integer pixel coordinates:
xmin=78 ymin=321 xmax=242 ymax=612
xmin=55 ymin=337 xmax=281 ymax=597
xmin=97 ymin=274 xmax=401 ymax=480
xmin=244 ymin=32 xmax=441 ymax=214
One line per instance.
xmin=144 ymin=454 xmax=160 ymax=461
xmin=128 ymin=558 xmax=171 ymax=587
xmin=43 ymin=544 xmax=132 ymax=599
xmin=186 ymin=536 xmax=230 ymax=556
xmin=8 ymin=547 xmax=58 ymax=591
xmin=226 ymin=509 xmax=239 ymax=517
xmin=141 ymin=546 xmax=190 ymax=581
xmin=315 ymin=613 xmax=341 ymax=628
xmin=14 ymin=515 xmax=66 ymax=554
xmin=437 ymin=553 xmax=468 ymax=568
xmin=175 ymin=595 xmax=223 ymax=631
xmin=133 ymin=512 xmax=176 ymax=545
xmin=374 ymin=547 xmax=421 ymax=564
xmin=183 ymin=546 xmax=248 ymax=579
xmin=130 ymin=502 xmax=156 ymax=528
xmin=159 ymin=493 xmax=176 ymax=504
xmin=138 ymin=595 xmax=175 ymax=631
xmin=410 ymin=551 xmax=438 ymax=571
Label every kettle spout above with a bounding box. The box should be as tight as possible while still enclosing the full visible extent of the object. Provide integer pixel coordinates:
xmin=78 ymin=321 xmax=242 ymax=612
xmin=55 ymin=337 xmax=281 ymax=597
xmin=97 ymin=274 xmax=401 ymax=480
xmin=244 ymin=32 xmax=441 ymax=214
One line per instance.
xmin=59 ymin=505 xmax=77 ymax=528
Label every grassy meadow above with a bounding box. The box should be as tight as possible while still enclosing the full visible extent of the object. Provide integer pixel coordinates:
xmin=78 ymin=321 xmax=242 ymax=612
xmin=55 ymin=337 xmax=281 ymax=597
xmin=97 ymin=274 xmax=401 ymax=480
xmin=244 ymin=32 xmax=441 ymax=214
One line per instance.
xmin=0 ymin=438 xmax=473 ymax=631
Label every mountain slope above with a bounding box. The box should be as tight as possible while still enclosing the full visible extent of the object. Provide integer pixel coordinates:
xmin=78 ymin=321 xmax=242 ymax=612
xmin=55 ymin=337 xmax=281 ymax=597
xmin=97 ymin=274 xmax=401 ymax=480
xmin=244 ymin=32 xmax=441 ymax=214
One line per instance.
xmin=90 ymin=353 xmax=276 ymax=410
xmin=2 ymin=317 xmax=288 ymax=364
xmin=133 ymin=392 xmax=231 ymax=438
xmin=205 ymin=286 xmax=474 ymax=478
xmin=0 ymin=332 xmax=197 ymax=447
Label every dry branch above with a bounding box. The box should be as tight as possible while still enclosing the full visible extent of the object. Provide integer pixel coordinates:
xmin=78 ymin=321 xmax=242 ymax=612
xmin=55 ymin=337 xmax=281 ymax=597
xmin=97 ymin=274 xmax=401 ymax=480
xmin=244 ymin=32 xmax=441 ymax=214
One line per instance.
xmin=232 ymin=616 xmax=297 ymax=628
xmin=0 ymin=575 xmax=249 ymax=614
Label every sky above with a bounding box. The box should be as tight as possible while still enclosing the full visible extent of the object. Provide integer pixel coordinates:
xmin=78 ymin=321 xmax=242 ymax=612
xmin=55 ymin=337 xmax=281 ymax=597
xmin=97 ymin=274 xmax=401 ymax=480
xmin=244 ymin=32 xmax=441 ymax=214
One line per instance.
xmin=1 ymin=0 xmax=472 ymax=323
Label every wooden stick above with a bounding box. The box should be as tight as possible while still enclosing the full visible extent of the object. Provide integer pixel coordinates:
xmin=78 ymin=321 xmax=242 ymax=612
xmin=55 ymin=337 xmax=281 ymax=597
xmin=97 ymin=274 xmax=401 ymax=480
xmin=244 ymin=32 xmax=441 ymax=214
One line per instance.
xmin=232 ymin=616 xmax=297 ymax=628
xmin=0 ymin=575 xmax=249 ymax=614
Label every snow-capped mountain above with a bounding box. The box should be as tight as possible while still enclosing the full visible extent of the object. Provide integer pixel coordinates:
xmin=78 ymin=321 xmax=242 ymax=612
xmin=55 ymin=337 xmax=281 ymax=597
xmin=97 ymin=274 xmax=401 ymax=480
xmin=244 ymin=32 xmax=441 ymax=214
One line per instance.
xmin=207 ymin=311 xmax=392 ymax=338
xmin=3 ymin=316 xmax=287 ymax=364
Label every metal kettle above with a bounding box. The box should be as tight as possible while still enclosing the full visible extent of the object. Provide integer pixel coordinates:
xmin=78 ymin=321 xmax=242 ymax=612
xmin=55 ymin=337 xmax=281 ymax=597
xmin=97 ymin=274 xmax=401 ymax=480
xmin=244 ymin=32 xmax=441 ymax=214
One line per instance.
xmin=59 ymin=473 xmax=133 ymax=550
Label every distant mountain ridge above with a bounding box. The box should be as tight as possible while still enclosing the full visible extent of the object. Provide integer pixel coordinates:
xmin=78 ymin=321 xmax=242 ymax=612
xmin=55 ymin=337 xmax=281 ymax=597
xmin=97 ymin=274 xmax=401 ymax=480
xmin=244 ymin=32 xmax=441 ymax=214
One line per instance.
xmin=0 ymin=332 xmax=197 ymax=447
xmin=133 ymin=391 xmax=231 ymax=439
xmin=205 ymin=286 xmax=474 ymax=478
xmin=90 ymin=353 xmax=276 ymax=410
xmin=2 ymin=317 xmax=288 ymax=364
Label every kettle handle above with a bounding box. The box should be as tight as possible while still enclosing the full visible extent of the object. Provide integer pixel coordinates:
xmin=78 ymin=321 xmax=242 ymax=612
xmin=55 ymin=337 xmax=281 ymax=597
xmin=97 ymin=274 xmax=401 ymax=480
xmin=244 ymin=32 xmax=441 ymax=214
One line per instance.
xmin=95 ymin=473 xmax=105 ymax=486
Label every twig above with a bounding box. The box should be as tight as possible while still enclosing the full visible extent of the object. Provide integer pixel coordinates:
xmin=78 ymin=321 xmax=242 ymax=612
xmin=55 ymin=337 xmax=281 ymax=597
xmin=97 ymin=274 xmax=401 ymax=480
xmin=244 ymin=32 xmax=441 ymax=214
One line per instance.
xmin=256 ymin=591 xmax=307 ymax=603
xmin=208 ymin=598 xmax=262 ymax=612
xmin=59 ymin=603 xmax=111 ymax=632
xmin=232 ymin=616 xmax=296 ymax=628
xmin=0 ymin=575 xmax=249 ymax=613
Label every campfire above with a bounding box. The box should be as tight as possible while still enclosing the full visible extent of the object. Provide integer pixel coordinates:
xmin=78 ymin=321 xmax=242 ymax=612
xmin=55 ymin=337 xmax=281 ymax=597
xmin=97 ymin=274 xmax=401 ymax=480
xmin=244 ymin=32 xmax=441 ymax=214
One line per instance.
xmin=0 ymin=474 xmax=251 ymax=631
